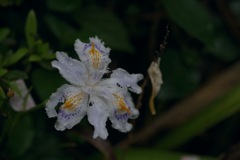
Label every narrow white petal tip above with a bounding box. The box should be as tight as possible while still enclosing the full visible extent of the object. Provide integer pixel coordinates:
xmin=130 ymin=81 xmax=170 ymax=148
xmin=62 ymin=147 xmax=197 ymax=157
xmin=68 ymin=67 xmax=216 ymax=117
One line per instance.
xmin=112 ymin=123 xmax=132 ymax=133
xmin=92 ymin=130 xmax=108 ymax=139
xmin=136 ymin=74 xmax=144 ymax=81
xmin=135 ymin=87 xmax=142 ymax=94
xmin=131 ymin=109 xmax=139 ymax=119
xmin=51 ymin=60 xmax=58 ymax=68
xmin=54 ymin=122 xmax=65 ymax=131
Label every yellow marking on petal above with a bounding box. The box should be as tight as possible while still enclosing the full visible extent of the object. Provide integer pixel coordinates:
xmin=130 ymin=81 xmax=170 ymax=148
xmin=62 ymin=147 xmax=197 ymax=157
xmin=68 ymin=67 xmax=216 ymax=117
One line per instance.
xmin=63 ymin=100 xmax=73 ymax=109
xmin=62 ymin=92 xmax=85 ymax=110
xmin=88 ymin=42 xmax=102 ymax=69
xmin=113 ymin=94 xmax=130 ymax=113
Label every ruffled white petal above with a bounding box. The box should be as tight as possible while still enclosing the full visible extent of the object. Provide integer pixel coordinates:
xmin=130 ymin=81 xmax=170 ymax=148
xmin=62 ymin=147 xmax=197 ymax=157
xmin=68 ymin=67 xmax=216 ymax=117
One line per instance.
xmin=109 ymin=92 xmax=139 ymax=132
xmin=89 ymin=36 xmax=111 ymax=54
xmin=55 ymin=91 xmax=89 ymax=131
xmin=46 ymin=84 xmax=89 ymax=131
xmin=52 ymin=52 xmax=88 ymax=86
xmin=94 ymin=78 xmax=122 ymax=100
xmin=111 ymin=68 xmax=143 ymax=94
xmin=46 ymin=84 xmax=70 ymax=118
xmin=46 ymin=37 xmax=144 ymax=139
xmin=111 ymin=118 xmax=133 ymax=132
xmin=87 ymin=95 xmax=109 ymax=139
xmin=74 ymin=36 xmax=111 ymax=82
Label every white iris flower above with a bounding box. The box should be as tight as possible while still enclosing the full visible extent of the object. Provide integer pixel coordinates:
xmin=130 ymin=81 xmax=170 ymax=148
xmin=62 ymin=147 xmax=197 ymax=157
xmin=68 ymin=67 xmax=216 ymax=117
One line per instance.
xmin=46 ymin=36 xmax=143 ymax=139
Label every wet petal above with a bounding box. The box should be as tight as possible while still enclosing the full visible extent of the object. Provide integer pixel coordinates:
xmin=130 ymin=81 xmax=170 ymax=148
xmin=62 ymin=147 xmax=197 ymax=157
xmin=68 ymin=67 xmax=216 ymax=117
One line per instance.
xmin=55 ymin=90 xmax=89 ymax=131
xmin=74 ymin=36 xmax=111 ymax=81
xmin=111 ymin=68 xmax=143 ymax=94
xmin=52 ymin=52 xmax=88 ymax=86
xmin=46 ymin=84 xmax=70 ymax=118
xmin=94 ymin=78 xmax=122 ymax=100
xmin=46 ymin=84 xmax=89 ymax=130
xmin=109 ymin=92 xmax=139 ymax=132
xmin=87 ymin=95 xmax=109 ymax=139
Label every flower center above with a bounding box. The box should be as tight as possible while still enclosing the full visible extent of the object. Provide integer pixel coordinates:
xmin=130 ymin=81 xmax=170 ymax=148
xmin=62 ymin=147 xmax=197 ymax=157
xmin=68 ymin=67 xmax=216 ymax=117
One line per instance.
xmin=82 ymin=85 xmax=94 ymax=95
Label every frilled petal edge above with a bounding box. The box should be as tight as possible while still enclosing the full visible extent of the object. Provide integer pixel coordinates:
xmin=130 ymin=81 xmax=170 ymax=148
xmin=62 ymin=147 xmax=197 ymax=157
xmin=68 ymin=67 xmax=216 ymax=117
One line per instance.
xmin=46 ymin=84 xmax=89 ymax=131
xmin=74 ymin=37 xmax=111 ymax=78
xmin=109 ymin=91 xmax=139 ymax=132
xmin=111 ymin=68 xmax=143 ymax=94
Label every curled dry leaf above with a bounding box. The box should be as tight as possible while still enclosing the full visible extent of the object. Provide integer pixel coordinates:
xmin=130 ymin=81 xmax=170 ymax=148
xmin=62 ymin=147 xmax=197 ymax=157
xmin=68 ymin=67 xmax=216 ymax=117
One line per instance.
xmin=147 ymin=57 xmax=163 ymax=115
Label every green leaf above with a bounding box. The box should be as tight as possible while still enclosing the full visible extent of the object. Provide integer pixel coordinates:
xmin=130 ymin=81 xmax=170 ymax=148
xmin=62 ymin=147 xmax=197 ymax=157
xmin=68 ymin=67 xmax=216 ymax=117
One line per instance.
xmin=44 ymin=14 xmax=79 ymax=47
xmin=161 ymin=0 xmax=239 ymax=61
xmin=158 ymin=49 xmax=200 ymax=100
xmin=3 ymin=70 xmax=28 ymax=80
xmin=38 ymin=61 xmax=55 ymax=70
xmin=0 ymin=86 xmax=5 ymax=115
xmin=161 ymin=0 xmax=215 ymax=45
xmin=0 ymin=27 xmax=10 ymax=41
xmin=47 ymin=0 xmax=81 ymax=12
xmin=118 ymin=149 xmax=216 ymax=160
xmin=0 ymin=0 xmax=13 ymax=7
xmin=0 ymin=68 xmax=8 ymax=76
xmin=35 ymin=41 xmax=55 ymax=60
xmin=206 ymin=20 xmax=239 ymax=61
xmin=0 ymin=86 xmax=6 ymax=100
xmin=4 ymin=47 xmax=28 ymax=66
xmin=7 ymin=115 xmax=35 ymax=158
xmin=31 ymin=68 xmax=65 ymax=100
xmin=29 ymin=55 xmax=42 ymax=62
xmin=157 ymin=83 xmax=240 ymax=149
xmin=25 ymin=10 xmax=37 ymax=48
xmin=74 ymin=6 xmax=134 ymax=52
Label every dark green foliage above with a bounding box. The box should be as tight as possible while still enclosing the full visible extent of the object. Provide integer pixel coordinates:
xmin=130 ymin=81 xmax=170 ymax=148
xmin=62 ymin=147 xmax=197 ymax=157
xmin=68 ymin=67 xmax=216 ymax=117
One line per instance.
xmin=0 ymin=0 xmax=240 ymax=159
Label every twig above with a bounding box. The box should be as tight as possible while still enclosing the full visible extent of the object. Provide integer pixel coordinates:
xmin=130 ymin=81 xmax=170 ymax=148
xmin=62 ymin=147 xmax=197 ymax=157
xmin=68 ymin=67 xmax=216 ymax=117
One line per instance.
xmin=156 ymin=24 xmax=170 ymax=59
xmin=117 ymin=61 xmax=240 ymax=148
xmin=71 ymin=130 xmax=116 ymax=160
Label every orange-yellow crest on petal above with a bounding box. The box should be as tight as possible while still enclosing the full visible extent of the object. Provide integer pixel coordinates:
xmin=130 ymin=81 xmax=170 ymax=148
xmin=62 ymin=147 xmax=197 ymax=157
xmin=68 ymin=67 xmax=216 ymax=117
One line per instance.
xmin=113 ymin=93 xmax=130 ymax=114
xmin=88 ymin=42 xmax=102 ymax=69
xmin=62 ymin=92 xmax=86 ymax=110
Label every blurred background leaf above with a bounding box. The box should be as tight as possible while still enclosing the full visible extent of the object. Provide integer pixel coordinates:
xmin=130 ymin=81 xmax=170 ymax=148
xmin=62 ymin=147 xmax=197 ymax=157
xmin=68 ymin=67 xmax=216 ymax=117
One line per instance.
xmin=25 ymin=10 xmax=37 ymax=48
xmin=0 ymin=27 xmax=10 ymax=41
xmin=157 ymin=83 xmax=240 ymax=149
xmin=74 ymin=6 xmax=134 ymax=52
xmin=31 ymin=68 xmax=65 ymax=101
xmin=159 ymin=49 xmax=200 ymax=100
xmin=0 ymin=0 xmax=240 ymax=159
xmin=3 ymin=47 xmax=28 ymax=67
xmin=47 ymin=0 xmax=81 ymax=12
xmin=118 ymin=149 xmax=215 ymax=160
xmin=7 ymin=114 xmax=35 ymax=158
